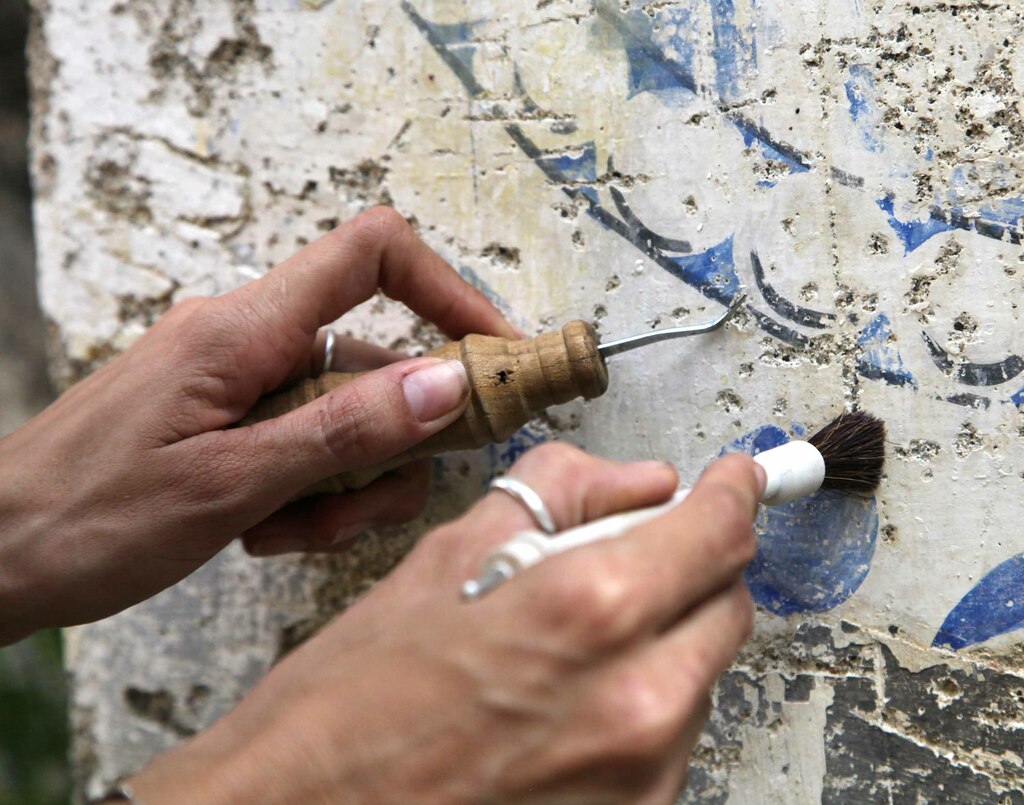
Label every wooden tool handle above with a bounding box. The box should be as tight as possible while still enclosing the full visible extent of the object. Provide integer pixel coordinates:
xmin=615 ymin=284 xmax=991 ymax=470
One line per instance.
xmin=241 ymin=321 xmax=609 ymax=497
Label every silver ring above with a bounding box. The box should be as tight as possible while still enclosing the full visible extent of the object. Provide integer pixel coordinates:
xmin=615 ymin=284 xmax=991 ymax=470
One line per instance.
xmin=489 ymin=476 xmax=557 ymax=534
xmin=321 ymin=329 xmax=336 ymax=375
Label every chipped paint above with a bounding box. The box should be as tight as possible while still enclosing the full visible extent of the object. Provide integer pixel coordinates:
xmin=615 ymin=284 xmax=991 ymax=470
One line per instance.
xmin=29 ymin=0 xmax=1024 ymax=800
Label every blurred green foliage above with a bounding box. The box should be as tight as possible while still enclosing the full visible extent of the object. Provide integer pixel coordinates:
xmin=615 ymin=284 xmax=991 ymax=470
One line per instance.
xmin=0 ymin=630 xmax=70 ymax=805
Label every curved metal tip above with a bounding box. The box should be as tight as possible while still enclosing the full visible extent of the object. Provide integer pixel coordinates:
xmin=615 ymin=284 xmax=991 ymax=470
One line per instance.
xmin=598 ymin=292 xmax=748 ymax=358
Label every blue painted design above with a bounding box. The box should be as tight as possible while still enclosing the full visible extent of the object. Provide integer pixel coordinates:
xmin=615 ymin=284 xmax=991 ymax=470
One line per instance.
xmin=877 ymin=195 xmax=954 ymax=253
xmin=925 ymin=146 xmax=934 ymax=162
xmin=710 ymin=0 xmax=757 ymax=102
xmin=856 ymin=313 xmax=917 ymax=387
xmin=425 ymin=18 xmax=479 ymax=73
xmin=608 ymin=3 xmax=698 ymax=102
xmin=934 ymin=554 xmax=1024 ymax=650
xmin=1011 ymin=385 xmax=1024 ymax=407
xmin=978 ymin=196 xmax=1024 ymax=227
xmin=537 ymin=142 xmax=598 ymax=183
xmin=485 ymin=425 xmax=548 ymax=480
xmin=457 ymin=264 xmax=515 ymax=321
xmin=844 ymin=65 xmax=882 ymax=152
xmin=662 ymin=236 xmax=741 ymax=298
xmin=732 ymin=116 xmax=811 ymax=175
xmin=723 ymin=425 xmax=879 ymax=616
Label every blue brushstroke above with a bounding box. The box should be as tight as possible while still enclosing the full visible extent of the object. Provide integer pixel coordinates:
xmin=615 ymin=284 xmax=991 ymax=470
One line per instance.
xmin=1011 ymin=385 xmax=1024 ymax=407
xmin=601 ymin=2 xmax=698 ymax=102
xmin=877 ymin=195 xmax=954 ymax=253
xmin=723 ymin=425 xmax=878 ymax=616
xmin=732 ymin=116 xmax=811 ymax=175
xmin=485 ymin=425 xmax=548 ymax=480
xmin=537 ymin=142 xmax=598 ymax=183
xmin=457 ymin=264 xmax=516 ymax=321
xmin=934 ymin=554 xmax=1024 ymax=650
xmin=884 ymin=168 xmax=1024 ymax=251
xmin=662 ymin=236 xmax=741 ymax=298
xmin=844 ymin=64 xmax=882 ymax=152
xmin=420 ymin=17 xmax=479 ymax=73
xmin=710 ymin=0 xmax=757 ymax=102
xmin=978 ymin=196 xmax=1024 ymax=227
xmin=856 ymin=313 xmax=917 ymax=388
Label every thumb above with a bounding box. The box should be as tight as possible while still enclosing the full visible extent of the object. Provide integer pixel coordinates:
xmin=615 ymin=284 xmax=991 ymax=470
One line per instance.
xmin=226 ymin=356 xmax=469 ymax=500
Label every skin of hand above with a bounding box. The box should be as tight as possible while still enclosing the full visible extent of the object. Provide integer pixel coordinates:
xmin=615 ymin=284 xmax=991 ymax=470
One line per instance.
xmin=129 ymin=446 xmax=765 ymax=805
xmin=0 ymin=207 xmax=517 ymax=645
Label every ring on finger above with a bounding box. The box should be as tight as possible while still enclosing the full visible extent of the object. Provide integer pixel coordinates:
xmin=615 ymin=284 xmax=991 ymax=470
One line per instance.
xmin=488 ymin=476 xmax=557 ymax=534
xmin=321 ymin=329 xmax=336 ymax=375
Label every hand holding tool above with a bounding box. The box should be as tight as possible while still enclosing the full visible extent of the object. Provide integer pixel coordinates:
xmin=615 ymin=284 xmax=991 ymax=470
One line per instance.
xmin=461 ymin=411 xmax=886 ymax=600
xmin=242 ymin=296 xmax=747 ymax=497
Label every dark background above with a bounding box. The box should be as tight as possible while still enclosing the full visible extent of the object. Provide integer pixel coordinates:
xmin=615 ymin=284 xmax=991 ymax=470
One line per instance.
xmin=0 ymin=1 xmax=70 ymax=802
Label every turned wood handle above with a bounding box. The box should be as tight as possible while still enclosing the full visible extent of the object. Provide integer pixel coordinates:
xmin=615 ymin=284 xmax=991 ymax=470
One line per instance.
xmin=241 ymin=321 xmax=609 ymax=497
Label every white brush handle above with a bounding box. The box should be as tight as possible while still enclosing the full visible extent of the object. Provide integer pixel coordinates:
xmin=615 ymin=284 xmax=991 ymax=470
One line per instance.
xmin=461 ymin=441 xmax=825 ymax=600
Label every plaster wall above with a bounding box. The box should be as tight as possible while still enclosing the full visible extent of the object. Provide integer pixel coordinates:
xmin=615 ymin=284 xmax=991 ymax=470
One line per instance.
xmin=29 ymin=0 xmax=1024 ymax=801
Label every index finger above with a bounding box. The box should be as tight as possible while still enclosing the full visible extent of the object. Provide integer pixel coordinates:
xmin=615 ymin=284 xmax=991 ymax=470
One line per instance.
xmin=228 ymin=206 xmax=518 ymax=345
xmin=620 ymin=453 xmax=764 ymax=626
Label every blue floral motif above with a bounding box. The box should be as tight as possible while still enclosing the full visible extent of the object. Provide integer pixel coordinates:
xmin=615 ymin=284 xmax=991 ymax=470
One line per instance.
xmin=723 ymin=425 xmax=879 ymax=615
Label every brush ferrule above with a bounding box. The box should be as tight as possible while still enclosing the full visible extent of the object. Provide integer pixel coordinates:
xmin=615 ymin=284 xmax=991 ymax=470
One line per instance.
xmin=754 ymin=441 xmax=825 ymax=506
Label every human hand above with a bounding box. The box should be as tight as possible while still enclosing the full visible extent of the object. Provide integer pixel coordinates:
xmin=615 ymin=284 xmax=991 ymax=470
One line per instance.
xmin=0 ymin=207 xmax=516 ymax=644
xmin=128 ymin=446 xmax=763 ymax=805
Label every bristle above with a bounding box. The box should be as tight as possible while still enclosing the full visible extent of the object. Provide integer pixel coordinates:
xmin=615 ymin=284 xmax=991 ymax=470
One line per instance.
xmin=807 ymin=411 xmax=886 ymax=495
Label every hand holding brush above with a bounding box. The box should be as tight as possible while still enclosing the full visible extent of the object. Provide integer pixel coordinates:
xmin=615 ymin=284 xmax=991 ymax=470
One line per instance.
xmin=463 ymin=411 xmax=885 ymax=599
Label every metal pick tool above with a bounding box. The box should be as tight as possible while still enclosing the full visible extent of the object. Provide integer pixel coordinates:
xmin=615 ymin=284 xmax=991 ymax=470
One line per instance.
xmin=597 ymin=293 xmax=747 ymax=358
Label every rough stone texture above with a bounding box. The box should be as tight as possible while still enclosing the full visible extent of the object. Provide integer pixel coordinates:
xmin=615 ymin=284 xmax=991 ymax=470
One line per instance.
xmin=28 ymin=0 xmax=1024 ymax=801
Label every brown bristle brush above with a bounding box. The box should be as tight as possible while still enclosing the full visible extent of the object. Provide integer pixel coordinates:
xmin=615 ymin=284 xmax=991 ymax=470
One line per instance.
xmin=753 ymin=410 xmax=885 ymax=506
xmin=807 ymin=410 xmax=886 ymax=496
xmin=462 ymin=410 xmax=887 ymax=599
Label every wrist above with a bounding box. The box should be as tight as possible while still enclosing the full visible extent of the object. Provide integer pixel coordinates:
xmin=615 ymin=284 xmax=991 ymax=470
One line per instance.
xmin=126 ymin=713 xmax=285 ymax=805
xmin=0 ymin=450 xmax=60 ymax=644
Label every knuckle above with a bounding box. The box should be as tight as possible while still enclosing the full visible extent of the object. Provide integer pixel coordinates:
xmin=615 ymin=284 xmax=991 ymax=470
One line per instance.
xmin=173 ymin=297 xmax=245 ymax=357
xmin=320 ymin=387 xmax=384 ymax=463
xmin=597 ymin=669 xmax=680 ymax=760
xmin=418 ymin=521 xmax=462 ymax=553
xmin=515 ymin=441 xmax=588 ymax=476
xmin=354 ymin=205 xmax=409 ymax=243
xmin=677 ymin=617 xmax=743 ymax=699
xmin=543 ymin=551 xmax=642 ymax=645
xmin=702 ymin=483 xmax=757 ymax=562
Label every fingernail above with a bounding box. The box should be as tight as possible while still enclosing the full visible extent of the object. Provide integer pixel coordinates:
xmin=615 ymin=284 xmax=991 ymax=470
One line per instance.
xmin=331 ymin=522 xmax=370 ymax=546
xmin=753 ymin=461 xmax=768 ymax=497
xmin=248 ymin=536 xmax=309 ymax=557
xmin=403 ymin=360 xmax=469 ymax=423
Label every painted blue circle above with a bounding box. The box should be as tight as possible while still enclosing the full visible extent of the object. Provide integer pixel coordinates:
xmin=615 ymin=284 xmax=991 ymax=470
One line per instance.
xmin=723 ymin=425 xmax=879 ymax=616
